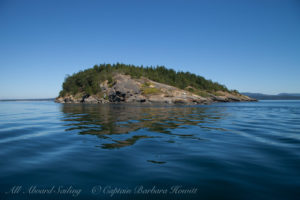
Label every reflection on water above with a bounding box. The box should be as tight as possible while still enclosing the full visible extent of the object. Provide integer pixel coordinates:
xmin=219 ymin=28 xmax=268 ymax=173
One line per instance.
xmin=1 ymin=101 xmax=300 ymax=199
xmin=61 ymin=104 xmax=227 ymax=149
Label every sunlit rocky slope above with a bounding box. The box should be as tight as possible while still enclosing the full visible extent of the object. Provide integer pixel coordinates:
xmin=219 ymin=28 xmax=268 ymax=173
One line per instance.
xmin=56 ymin=64 xmax=255 ymax=104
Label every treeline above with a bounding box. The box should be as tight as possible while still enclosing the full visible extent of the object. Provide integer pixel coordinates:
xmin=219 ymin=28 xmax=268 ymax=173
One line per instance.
xmin=59 ymin=63 xmax=229 ymax=97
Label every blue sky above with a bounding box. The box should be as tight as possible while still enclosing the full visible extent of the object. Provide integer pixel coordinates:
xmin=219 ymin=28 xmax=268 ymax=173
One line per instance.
xmin=0 ymin=0 xmax=299 ymax=99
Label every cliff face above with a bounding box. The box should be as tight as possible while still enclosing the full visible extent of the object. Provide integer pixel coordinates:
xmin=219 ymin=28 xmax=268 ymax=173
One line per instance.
xmin=55 ymin=74 xmax=256 ymax=104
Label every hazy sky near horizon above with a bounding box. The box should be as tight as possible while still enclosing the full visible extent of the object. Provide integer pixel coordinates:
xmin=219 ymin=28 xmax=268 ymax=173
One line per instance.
xmin=0 ymin=0 xmax=299 ymax=98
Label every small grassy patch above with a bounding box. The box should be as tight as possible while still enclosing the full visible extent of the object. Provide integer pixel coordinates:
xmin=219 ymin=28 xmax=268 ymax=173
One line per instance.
xmin=143 ymin=81 xmax=151 ymax=87
xmin=187 ymin=87 xmax=195 ymax=92
xmin=211 ymin=91 xmax=223 ymax=96
xmin=141 ymin=82 xmax=161 ymax=95
xmin=142 ymin=87 xmax=161 ymax=95
xmin=195 ymin=90 xmax=210 ymax=97
xmin=185 ymin=86 xmax=210 ymax=97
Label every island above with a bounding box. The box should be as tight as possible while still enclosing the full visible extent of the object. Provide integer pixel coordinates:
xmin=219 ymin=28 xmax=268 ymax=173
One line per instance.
xmin=55 ymin=63 xmax=256 ymax=104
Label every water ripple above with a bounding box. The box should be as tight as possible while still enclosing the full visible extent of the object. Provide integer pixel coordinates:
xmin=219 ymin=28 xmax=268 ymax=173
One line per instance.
xmin=0 ymin=101 xmax=300 ymax=199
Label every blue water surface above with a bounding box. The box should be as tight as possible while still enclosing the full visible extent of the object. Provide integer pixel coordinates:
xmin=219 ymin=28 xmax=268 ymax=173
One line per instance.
xmin=0 ymin=100 xmax=299 ymax=200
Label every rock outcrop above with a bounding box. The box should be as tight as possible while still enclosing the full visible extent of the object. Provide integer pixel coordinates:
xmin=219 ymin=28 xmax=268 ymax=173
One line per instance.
xmin=55 ymin=74 xmax=256 ymax=104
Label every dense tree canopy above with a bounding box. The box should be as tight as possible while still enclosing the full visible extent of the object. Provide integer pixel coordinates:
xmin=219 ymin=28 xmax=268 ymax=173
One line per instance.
xmin=59 ymin=63 xmax=229 ymax=97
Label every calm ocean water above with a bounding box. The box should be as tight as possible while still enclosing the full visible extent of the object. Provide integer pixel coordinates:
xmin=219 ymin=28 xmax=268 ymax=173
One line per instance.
xmin=0 ymin=100 xmax=299 ymax=200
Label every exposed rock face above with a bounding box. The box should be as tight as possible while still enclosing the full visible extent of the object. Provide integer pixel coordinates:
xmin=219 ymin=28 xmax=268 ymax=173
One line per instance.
xmin=107 ymin=74 xmax=141 ymax=102
xmin=55 ymin=95 xmax=107 ymax=104
xmin=55 ymin=74 xmax=256 ymax=104
xmin=83 ymin=96 xmax=100 ymax=103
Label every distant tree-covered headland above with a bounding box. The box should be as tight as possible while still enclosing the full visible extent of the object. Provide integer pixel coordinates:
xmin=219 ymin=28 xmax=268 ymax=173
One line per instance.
xmin=59 ymin=63 xmax=229 ymax=97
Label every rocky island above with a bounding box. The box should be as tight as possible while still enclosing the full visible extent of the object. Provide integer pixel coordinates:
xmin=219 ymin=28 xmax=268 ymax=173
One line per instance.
xmin=55 ymin=64 xmax=256 ymax=104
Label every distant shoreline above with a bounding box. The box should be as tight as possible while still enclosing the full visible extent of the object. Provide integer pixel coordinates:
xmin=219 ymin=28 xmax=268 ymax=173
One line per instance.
xmin=241 ymin=93 xmax=300 ymax=100
xmin=0 ymin=98 xmax=55 ymax=102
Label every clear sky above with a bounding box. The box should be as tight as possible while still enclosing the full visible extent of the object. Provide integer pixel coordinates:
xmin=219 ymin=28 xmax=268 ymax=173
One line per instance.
xmin=0 ymin=0 xmax=299 ymax=99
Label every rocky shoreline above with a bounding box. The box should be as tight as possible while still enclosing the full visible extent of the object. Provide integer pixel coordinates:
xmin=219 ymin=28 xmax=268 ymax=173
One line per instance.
xmin=55 ymin=74 xmax=256 ymax=105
